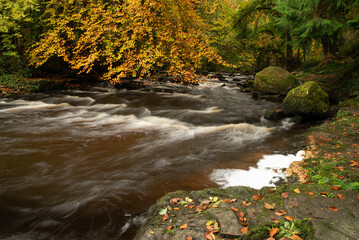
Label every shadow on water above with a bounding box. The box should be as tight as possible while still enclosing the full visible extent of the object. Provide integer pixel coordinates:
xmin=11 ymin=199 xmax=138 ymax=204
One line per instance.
xmin=0 ymin=78 xmax=312 ymax=239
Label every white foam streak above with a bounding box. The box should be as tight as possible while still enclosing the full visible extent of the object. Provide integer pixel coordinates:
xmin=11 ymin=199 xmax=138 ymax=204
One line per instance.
xmin=211 ymin=150 xmax=305 ymax=189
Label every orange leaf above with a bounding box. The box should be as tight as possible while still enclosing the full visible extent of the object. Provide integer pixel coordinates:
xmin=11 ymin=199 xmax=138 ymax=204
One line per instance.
xmin=269 ymin=227 xmax=279 ymax=237
xmin=281 ymin=192 xmax=288 ymax=198
xmin=239 ymin=211 xmax=245 ymax=218
xmin=252 ymin=194 xmax=263 ymax=201
xmin=265 ymin=203 xmax=275 ymax=210
xmin=337 ymin=194 xmax=345 ymax=200
xmin=162 ymin=213 xmax=169 ymax=221
xmin=170 ymin=198 xmax=183 ymax=204
xmin=307 ymin=191 xmax=314 ymax=196
xmin=284 ymin=216 xmax=294 ymax=222
xmin=186 ymin=237 xmax=193 ymax=240
xmin=231 ymin=207 xmax=239 ymax=212
xmin=357 ymin=196 xmax=359 ymax=201
xmin=167 ymin=225 xmax=173 ymax=231
xmin=332 ymin=186 xmax=339 ymax=190
xmin=291 ymin=234 xmax=303 ymax=240
xmin=174 ymin=207 xmax=180 ymax=211
xmin=240 ymin=227 xmax=248 ymax=234
xmin=328 ymin=206 xmax=338 ymax=212
xmin=294 ymin=188 xmax=301 ymax=194
xmin=180 ymin=224 xmax=188 ymax=229
xmin=274 ymin=210 xmax=287 ymax=216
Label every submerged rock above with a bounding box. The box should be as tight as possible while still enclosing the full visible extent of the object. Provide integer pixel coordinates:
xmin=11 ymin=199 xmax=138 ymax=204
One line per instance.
xmin=283 ymin=81 xmax=329 ymax=117
xmin=254 ymin=66 xmax=299 ymax=96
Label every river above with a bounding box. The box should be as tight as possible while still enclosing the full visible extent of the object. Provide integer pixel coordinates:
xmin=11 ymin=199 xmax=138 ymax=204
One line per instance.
xmin=0 ymin=75 xmax=309 ymax=239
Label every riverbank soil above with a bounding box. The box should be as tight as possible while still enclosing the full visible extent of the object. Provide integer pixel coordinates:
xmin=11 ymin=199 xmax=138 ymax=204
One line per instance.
xmin=135 ymin=101 xmax=359 ymax=240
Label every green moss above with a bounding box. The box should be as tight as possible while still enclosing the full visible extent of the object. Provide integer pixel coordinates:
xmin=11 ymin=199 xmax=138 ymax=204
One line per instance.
xmin=283 ymin=81 xmax=329 ymax=116
xmin=254 ymin=66 xmax=299 ymax=95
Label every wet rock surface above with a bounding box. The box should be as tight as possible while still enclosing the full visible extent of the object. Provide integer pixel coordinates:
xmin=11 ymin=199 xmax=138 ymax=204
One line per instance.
xmin=135 ymin=184 xmax=359 ymax=239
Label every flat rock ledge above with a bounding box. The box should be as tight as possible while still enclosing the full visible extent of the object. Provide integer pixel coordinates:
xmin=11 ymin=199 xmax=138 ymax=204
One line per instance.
xmin=134 ymin=184 xmax=359 ymax=240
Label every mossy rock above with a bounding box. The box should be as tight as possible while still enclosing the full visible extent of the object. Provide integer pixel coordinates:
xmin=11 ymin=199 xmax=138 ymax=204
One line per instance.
xmin=254 ymin=66 xmax=299 ymax=96
xmin=283 ymin=81 xmax=329 ymax=117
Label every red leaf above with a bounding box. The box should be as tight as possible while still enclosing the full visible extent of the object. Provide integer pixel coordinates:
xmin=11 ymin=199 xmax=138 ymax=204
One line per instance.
xmin=328 ymin=206 xmax=339 ymax=212
xmin=337 ymin=194 xmax=345 ymax=200
xmin=281 ymin=192 xmax=288 ymax=198
xmin=269 ymin=227 xmax=279 ymax=237
xmin=180 ymin=224 xmax=188 ymax=229
xmin=240 ymin=227 xmax=248 ymax=234
xmin=252 ymin=194 xmax=263 ymax=201
xmin=162 ymin=213 xmax=169 ymax=221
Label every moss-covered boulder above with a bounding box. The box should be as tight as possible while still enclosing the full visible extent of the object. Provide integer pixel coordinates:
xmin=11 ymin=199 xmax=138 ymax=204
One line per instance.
xmin=283 ymin=81 xmax=329 ymax=117
xmin=254 ymin=66 xmax=298 ymax=95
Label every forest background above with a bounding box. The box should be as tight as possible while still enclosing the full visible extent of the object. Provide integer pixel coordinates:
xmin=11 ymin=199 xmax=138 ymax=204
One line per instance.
xmin=1 ymin=0 xmax=359 ymax=99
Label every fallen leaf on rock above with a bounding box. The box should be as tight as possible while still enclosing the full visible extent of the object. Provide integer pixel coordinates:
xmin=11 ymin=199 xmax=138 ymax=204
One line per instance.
xmin=170 ymin=198 xmax=183 ymax=204
xmin=162 ymin=213 xmax=169 ymax=221
xmin=337 ymin=194 xmax=345 ymax=200
xmin=291 ymin=234 xmax=303 ymax=240
xmin=242 ymin=201 xmax=252 ymax=206
xmin=186 ymin=237 xmax=193 ymax=240
xmin=294 ymin=188 xmax=301 ymax=194
xmin=231 ymin=207 xmax=239 ymax=212
xmin=159 ymin=208 xmax=168 ymax=215
xmin=180 ymin=224 xmax=188 ymax=229
xmin=241 ymin=227 xmax=248 ymax=234
xmin=270 ymin=227 xmax=279 ymax=237
xmin=274 ymin=210 xmax=287 ymax=216
xmin=307 ymin=191 xmax=314 ymax=196
xmin=281 ymin=192 xmax=288 ymax=198
xmin=284 ymin=216 xmax=294 ymax=222
xmin=252 ymin=194 xmax=263 ymax=201
xmin=328 ymin=206 xmax=338 ymax=212
xmin=239 ymin=211 xmax=245 ymax=218
xmin=167 ymin=225 xmax=173 ymax=231
xmin=265 ymin=203 xmax=275 ymax=210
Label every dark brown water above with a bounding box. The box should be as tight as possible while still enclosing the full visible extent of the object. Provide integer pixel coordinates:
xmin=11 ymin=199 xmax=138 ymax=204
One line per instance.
xmin=0 ymin=79 xmax=307 ymax=239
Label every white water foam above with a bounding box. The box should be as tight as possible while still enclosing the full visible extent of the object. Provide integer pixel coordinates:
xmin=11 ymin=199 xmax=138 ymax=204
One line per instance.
xmin=211 ymin=150 xmax=305 ymax=189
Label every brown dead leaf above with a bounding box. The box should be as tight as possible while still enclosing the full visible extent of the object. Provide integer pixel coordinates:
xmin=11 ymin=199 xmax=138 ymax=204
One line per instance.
xmin=328 ymin=206 xmax=338 ymax=212
xmin=252 ymin=194 xmax=263 ymax=201
xmin=294 ymin=188 xmax=301 ymax=194
xmin=269 ymin=227 xmax=279 ymax=237
xmin=231 ymin=206 xmax=239 ymax=212
xmin=170 ymin=198 xmax=183 ymax=204
xmin=338 ymin=194 xmax=345 ymax=200
xmin=162 ymin=213 xmax=169 ymax=222
xmin=265 ymin=203 xmax=275 ymax=210
xmin=284 ymin=216 xmax=294 ymax=222
xmin=307 ymin=191 xmax=314 ymax=196
xmin=240 ymin=227 xmax=248 ymax=234
xmin=281 ymin=192 xmax=288 ymax=198
xmin=291 ymin=234 xmax=303 ymax=240
xmin=180 ymin=224 xmax=188 ymax=229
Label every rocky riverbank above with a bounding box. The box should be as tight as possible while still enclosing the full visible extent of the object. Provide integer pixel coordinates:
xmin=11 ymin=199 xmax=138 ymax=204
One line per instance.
xmin=134 ymin=102 xmax=359 ymax=240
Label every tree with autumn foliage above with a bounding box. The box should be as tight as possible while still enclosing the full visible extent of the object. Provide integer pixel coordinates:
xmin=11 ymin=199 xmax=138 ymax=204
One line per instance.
xmin=29 ymin=0 xmax=225 ymax=83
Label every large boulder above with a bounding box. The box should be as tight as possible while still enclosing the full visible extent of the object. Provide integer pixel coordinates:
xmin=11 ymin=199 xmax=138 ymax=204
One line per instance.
xmin=283 ymin=81 xmax=330 ymax=117
xmin=254 ymin=66 xmax=298 ymax=95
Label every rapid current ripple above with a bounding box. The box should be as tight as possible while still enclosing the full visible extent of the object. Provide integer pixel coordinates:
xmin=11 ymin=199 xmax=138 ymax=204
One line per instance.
xmin=0 ymin=76 xmax=307 ymax=239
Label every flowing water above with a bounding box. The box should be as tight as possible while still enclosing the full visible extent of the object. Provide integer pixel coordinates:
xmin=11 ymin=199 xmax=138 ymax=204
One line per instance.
xmin=0 ymin=78 xmax=308 ymax=239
